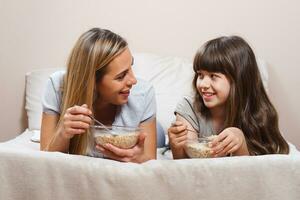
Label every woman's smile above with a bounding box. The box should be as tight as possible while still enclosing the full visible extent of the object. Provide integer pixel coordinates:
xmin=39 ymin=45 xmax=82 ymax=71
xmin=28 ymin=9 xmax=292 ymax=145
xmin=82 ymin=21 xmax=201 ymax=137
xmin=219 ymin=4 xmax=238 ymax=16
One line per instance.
xmin=119 ymin=90 xmax=130 ymax=98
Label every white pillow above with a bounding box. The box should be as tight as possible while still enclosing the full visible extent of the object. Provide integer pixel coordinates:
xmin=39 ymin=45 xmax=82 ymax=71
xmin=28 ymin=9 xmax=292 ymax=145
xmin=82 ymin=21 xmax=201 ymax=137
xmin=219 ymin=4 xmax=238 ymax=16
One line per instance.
xmin=132 ymin=53 xmax=194 ymax=133
xmin=25 ymin=68 xmax=63 ymax=130
xmin=24 ymin=53 xmax=268 ymax=138
xmin=132 ymin=53 xmax=269 ymax=132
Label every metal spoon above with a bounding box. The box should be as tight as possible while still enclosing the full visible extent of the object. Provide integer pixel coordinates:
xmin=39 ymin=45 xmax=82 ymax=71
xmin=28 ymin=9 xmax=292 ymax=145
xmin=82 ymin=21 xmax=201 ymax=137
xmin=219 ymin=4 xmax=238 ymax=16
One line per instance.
xmin=171 ymin=122 xmax=199 ymax=134
xmin=89 ymin=115 xmax=117 ymax=135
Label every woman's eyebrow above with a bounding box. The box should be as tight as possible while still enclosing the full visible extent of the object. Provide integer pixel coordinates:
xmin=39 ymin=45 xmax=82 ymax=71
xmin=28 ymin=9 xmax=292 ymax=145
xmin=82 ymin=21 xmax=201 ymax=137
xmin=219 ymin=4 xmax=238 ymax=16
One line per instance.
xmin=114 ymin=57 xmax=134 ymax=78
xmin=115 ymin=69 xmax=129 ymax=78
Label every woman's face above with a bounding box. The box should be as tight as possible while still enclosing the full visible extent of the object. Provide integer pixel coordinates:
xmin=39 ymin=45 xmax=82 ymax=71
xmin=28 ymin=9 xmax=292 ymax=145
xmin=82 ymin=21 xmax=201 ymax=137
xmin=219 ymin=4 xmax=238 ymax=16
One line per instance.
xmin=196 ymin=70 xmax=230 ymax=110
xmin=96 ymin=48 xmax=137 ymax=105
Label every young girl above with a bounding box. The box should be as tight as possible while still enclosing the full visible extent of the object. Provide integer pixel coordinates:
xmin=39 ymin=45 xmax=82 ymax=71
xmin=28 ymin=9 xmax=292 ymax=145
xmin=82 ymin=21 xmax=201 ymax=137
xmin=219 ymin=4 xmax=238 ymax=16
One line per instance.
xmin=40 ymin=28 xmax=157 ymax=163
xmin=168 ymin=36 xmax=289 ymax=159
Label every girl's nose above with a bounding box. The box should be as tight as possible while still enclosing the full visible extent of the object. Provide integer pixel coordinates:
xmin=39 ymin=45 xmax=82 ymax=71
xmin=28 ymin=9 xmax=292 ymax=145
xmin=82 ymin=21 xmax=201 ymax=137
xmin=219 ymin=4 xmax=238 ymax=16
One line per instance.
xmin=199 ymin=76 xmax=210 ymax=89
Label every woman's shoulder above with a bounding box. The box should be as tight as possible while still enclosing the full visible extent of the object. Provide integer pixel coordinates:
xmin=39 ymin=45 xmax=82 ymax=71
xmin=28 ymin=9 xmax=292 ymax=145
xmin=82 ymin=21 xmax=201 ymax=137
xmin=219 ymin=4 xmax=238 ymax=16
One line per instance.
xmin=48 ymin=70 xmax=65 ymax=91
xmin=49 ymin=70 xmax=65 ymax=81
xmin=130 ymin=78 xmax=154 ymax=96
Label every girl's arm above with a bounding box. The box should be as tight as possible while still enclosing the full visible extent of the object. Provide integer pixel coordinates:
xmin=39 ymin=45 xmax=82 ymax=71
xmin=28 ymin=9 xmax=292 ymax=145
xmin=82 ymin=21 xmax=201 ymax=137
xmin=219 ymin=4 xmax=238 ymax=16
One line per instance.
xmin=96 ymin=118 xmax=157 ymax=163
xmin=210 ymin=127 xmax=249 ymax=156
xmin=168 ymin=114 xmax=198 ymax=159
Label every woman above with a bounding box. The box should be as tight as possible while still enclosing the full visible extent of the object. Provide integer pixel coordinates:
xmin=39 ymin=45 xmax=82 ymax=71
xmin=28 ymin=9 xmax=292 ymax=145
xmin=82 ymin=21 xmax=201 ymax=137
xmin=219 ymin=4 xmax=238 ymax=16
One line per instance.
xmin=40 ymin=28 xmax=157 ymax=163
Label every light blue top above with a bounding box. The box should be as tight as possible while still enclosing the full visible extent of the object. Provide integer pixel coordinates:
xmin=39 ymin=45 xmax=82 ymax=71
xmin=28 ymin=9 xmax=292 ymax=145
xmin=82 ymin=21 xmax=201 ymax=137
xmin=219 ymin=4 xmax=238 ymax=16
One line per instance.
xmin=42 ymin=70 xmax=156 ymax=156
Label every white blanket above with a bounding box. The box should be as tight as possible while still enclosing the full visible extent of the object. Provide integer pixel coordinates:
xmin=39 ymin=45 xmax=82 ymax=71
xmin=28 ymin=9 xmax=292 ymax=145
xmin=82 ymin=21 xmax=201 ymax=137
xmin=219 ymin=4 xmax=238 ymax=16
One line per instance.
xmin=1 ymin=130 xmax=300 ymax=200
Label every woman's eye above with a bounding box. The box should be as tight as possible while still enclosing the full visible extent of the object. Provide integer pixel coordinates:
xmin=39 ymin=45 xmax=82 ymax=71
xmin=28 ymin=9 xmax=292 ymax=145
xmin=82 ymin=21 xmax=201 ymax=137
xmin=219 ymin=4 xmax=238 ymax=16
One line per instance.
xmin=116 ymin=73 xmax=126 ymax=80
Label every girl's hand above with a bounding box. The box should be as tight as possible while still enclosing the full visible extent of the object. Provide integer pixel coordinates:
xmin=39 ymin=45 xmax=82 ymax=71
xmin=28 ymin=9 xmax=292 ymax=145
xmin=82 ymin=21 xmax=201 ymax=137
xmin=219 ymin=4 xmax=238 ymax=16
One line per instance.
xmin=168 ymin=121 xmax=188 ymax=152
xmin=59 ymin=104 xmax=92 ymax=139
xmin=96 ymin=132 xmax=147 ymax=163
xmin=210 ymin=127 xmax=249 ymax=157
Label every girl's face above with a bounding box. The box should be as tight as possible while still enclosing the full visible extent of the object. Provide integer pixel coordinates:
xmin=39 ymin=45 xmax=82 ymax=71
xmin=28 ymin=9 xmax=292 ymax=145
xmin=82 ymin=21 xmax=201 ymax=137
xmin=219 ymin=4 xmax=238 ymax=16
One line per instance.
xmin=96 ymin=48 xmax=137 ymax=105
xmin=196 ymin=70 xmax=230 ymax=110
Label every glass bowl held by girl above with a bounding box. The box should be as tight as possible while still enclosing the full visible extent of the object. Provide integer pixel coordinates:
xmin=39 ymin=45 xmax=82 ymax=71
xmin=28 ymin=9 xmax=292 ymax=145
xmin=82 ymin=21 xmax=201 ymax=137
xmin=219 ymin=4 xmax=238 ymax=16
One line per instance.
xmin=184 ymin=135 xmax=217 ymax=158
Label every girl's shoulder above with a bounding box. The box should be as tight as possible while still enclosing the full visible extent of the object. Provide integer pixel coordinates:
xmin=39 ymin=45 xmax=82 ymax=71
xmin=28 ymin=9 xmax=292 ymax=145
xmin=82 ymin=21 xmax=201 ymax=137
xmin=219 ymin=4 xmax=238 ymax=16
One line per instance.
xmin=175 ymin=95 xmax=198 ymax=121
xmin=176 ymin=95 xmax=196 ymax=110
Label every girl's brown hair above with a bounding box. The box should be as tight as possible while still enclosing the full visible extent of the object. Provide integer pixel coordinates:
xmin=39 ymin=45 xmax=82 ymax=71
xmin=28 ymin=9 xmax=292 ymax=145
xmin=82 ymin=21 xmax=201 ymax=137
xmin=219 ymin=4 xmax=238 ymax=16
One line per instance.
xmin=60 ymin=28 xmax=127 ymax=155
xmin=192 ymin=36 xmax=289 ymax=155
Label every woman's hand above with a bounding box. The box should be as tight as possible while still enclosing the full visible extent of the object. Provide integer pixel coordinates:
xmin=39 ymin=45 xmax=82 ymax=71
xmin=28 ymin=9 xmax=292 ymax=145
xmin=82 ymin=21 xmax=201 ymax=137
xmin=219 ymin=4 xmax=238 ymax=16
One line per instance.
xmin=95 ymin=132 xmax=147 ymax=163
xmin=59 ymin=104 xmax=92 ymax=139
xmin=210 ymin=127 xmax=249 ymax=157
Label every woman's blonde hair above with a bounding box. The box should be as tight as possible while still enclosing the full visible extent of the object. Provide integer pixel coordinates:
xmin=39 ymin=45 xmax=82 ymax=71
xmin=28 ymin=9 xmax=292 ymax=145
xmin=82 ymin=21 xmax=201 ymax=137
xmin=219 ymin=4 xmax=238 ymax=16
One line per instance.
xmin=59 ymin=28 xmax=127 ymax=155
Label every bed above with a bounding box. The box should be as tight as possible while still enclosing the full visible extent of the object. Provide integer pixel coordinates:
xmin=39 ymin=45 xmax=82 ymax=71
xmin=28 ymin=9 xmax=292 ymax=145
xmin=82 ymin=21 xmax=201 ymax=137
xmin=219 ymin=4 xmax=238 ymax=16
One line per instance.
xmin=1 ymin=53 xmax=299 ymax=200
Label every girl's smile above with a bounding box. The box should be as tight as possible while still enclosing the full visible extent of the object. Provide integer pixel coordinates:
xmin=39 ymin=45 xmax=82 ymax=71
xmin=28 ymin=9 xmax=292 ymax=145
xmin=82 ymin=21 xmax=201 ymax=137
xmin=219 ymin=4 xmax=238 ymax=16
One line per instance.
xmin=201 ymin=91 xmax=215 ymax=98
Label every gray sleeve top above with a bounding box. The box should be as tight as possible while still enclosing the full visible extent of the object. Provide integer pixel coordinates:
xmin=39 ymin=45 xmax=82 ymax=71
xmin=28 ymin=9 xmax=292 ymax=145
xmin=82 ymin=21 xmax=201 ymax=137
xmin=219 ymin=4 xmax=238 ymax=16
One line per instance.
xmin=175 ymin=96 xmax=215 ymax=137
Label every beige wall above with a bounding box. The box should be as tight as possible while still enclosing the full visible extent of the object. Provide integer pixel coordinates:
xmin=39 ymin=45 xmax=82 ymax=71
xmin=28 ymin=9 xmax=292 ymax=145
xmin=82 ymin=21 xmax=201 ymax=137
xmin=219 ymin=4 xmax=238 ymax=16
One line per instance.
xmin=0 ymin=0 xmax=299 ymax=149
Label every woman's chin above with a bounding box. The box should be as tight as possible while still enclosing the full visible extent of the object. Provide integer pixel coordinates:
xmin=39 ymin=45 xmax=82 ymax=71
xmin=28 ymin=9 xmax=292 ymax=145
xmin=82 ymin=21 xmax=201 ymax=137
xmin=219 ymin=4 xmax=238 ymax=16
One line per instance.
xmin=116 ymin=98 xmax=129 ymax=105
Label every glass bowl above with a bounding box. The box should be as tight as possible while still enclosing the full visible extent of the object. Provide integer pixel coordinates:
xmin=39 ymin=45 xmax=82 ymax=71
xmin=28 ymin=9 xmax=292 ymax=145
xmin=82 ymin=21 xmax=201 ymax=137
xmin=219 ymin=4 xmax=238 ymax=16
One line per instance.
xmin=184 ymin=135 xmax=217 ymax=158
xmin=91 ymin=125 xmax=141 ymax=149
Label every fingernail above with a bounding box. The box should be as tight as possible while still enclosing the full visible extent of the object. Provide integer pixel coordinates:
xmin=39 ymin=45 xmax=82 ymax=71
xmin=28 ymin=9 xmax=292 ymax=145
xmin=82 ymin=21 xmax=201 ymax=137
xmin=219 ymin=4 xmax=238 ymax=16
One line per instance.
xmin=97 ymin=146 xmax=104 ymax=151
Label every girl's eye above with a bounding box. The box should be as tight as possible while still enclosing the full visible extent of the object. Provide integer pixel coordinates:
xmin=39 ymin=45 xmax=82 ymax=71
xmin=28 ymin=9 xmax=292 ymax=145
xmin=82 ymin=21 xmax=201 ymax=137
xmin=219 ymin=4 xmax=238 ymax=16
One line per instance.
xmin=211 ymin=74 xmax=218 ymax=79
xmin=198 ymin=73 xmax=204 ymax=79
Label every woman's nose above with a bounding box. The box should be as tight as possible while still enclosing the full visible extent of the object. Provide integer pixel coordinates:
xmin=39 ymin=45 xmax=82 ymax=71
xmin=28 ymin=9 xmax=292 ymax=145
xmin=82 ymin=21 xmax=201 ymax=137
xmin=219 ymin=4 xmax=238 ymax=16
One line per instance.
xmin=127 ymin=71 xmax=137 ymax=86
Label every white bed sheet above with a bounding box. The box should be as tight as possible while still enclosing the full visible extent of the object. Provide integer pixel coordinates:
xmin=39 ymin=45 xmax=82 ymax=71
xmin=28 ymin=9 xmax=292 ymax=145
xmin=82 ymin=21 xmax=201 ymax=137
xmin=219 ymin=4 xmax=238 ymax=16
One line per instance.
xmin=0 ymin=129 xmax=172 ymax=159
xmin=1 ymin=131 xmax=300 ymax=200
xmin=1 ymin=129 xmax=299 ymax=158
xmin=0 ymin=129 xmax=39 ymax=151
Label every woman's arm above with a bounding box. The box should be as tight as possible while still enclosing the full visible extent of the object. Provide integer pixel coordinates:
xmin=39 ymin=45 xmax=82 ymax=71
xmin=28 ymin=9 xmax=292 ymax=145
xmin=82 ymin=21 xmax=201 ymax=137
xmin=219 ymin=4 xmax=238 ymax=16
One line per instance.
xmin=40 ymin=105 xmax=92 ymax=153
xmin=139 ymin=118 xmax=157 ymax=160
xmin=40 ymin=113 xmax=69 ymax=152
xmin=168 ymin=115 xmax=198 ymax=159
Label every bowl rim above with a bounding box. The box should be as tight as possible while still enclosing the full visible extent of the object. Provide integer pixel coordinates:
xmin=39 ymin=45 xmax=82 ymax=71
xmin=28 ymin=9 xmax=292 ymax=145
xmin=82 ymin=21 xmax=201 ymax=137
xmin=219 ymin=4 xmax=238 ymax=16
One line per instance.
xmin=91 ymin=125 xmax=140 ymax=130
xmin=91 ymin=125 xmax=141 ymax=137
